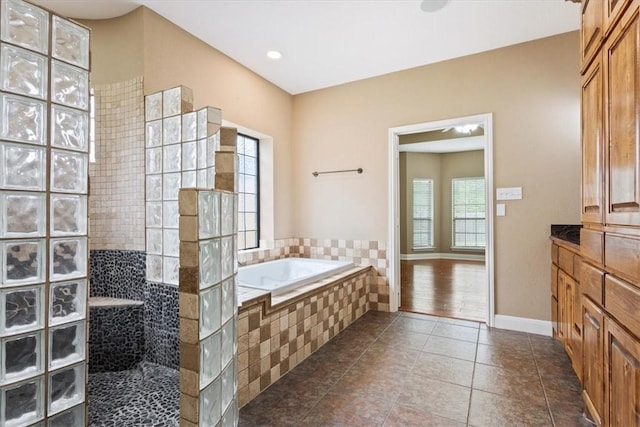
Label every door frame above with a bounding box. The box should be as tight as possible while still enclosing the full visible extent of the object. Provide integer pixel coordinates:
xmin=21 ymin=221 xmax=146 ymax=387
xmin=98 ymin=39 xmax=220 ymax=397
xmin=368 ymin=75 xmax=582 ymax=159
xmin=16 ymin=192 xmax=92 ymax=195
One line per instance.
xmin=387 ymin=113 xmax=495 ymax=326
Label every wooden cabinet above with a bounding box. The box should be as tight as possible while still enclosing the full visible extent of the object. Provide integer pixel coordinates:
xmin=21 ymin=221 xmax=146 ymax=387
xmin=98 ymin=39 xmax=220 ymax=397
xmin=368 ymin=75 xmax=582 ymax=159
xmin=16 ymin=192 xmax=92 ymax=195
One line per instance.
xmin=583 ymin=0 xmax=605 ymax=69
xmin=581 ymin=55 xmax=605 ymax=224
xmin=605 ymin=0 xmax=633 ymax=33
xmin=604 ymin=316 xmax=640 ymax=426
xmin=583 ymin=297 xmax=605 ymax=426
xmin=605 ymin=2 xmax=640 ymax=226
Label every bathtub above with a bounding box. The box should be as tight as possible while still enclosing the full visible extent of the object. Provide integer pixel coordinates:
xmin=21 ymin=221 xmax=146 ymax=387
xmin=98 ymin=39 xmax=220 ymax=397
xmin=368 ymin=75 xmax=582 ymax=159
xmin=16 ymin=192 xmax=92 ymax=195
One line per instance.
xmin=238 ymin=258 xmax=355 ymax=296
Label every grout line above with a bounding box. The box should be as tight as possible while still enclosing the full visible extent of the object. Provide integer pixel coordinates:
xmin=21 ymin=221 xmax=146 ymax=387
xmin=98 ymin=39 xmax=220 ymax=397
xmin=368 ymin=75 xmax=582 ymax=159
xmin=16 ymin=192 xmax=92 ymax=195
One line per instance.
xmin=529 ymin=334 xmax=556 ymax=427
xmin=465 ymin=327 xmax=481 ymax=427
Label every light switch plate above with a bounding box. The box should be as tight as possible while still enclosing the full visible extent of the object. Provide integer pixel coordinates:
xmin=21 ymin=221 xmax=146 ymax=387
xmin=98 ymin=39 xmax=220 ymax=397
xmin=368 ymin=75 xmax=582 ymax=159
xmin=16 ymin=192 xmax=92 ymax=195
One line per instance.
xmin=496 ymin=203 xmax=506 ymax=216
xmin=496 ymin=187 xmax=522 ymax=200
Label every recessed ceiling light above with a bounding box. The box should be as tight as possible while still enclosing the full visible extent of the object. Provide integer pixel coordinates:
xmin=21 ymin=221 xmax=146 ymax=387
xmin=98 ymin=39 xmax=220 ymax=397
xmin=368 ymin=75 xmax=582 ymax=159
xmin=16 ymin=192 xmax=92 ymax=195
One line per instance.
xmin=420 ymin=0 xmax=449 ymax=13
xmin=267 ymin=50 xmax=282 ymax=60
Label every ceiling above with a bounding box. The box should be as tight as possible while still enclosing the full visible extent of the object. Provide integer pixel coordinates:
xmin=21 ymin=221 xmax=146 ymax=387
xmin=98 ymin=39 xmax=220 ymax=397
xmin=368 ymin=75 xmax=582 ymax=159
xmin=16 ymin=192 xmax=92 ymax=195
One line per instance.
xmin=34 ymin=0 xmax=581 ymax=95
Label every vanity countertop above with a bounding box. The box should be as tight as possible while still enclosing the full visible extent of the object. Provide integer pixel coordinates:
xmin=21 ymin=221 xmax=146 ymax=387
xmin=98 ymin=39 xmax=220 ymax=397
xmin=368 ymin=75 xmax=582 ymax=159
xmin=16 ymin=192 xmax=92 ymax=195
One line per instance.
xmin=550 ymin=224 xmax=582 ymax=246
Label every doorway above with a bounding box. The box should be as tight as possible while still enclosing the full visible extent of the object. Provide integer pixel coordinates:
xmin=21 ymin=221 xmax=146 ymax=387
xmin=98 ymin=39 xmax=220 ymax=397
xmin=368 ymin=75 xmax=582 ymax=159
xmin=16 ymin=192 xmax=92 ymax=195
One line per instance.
xmin=388 ymin=114 xmax=495 ymax=326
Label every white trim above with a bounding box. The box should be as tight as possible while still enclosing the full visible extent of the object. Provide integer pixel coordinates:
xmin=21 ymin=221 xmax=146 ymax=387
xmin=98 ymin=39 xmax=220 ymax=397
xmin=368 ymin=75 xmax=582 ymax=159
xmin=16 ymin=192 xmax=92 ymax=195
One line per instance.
xmin=388 ymin=113 xmax=495 ymax=327
xmin=494 ymin=314 xmax=552 ymax=337
xmin=400 ymin=253 xmax=485 ymax=261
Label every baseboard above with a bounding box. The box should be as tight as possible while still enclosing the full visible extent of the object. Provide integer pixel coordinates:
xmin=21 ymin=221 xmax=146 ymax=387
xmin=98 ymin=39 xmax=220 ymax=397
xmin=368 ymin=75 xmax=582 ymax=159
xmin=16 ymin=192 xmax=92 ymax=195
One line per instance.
xmin=400 ymin=252 xmax=485 ymax=261
xmin=494 ymin=314 xmax=552 ymax=337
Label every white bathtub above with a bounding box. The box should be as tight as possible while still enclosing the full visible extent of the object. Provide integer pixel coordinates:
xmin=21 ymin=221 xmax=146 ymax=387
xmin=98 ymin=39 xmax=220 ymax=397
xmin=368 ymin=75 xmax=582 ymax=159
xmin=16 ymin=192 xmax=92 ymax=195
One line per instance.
xmin=238 ymin=258 xmax=355 ymax=296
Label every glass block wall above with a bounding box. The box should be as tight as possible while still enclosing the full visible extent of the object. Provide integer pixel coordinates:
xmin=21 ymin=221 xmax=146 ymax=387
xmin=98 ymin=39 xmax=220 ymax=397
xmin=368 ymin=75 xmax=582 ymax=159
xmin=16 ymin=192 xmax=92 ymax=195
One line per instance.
xmin=0 ymin=0 xmax=90 ymax=425
xmin=179 ymin=189 xmax=238 ymax=426
xmin=144 ymin=86 xmax=222 ymax=285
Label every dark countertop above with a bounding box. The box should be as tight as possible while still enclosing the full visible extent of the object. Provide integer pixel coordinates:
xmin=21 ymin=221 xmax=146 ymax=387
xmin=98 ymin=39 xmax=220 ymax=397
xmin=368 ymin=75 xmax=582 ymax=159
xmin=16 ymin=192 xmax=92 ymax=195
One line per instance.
xmin=550 ymin=224 xmax=582 ymax=245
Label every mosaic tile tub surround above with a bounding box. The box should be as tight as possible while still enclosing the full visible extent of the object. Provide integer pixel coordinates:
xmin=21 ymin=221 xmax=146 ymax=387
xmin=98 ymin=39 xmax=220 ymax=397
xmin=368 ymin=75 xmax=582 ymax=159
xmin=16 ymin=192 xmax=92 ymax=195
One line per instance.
xmin=0 ymin=1 xmax=90 ymax=425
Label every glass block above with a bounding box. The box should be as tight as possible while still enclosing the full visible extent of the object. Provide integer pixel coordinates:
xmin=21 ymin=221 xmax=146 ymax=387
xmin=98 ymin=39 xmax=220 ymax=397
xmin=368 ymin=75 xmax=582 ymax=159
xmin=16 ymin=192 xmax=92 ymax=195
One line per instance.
xmin=162 ymin=201 xmax=178 ymax=229
xmin=0 ymin=0 xmax=49 ymax=54
xmin=221 ymin=399 xmax=238 ymax=427
xmin=221 ymin=278 xmax=235 ymax=325
xmin=0 ymin=142 xmax=45 ymax=190
xmin=221 ymin=319 xmax=235 ymax=367
xmin=221 ymin=359 xmax=235 ymax=413
xmin=1 ymin=332 xmax=43 ymax=384
xmin=200 ymin=285 xmax=220 ymax=339
xmin=197 ymin=139 xmax=207 ymax=170
xmin=162 ymin=229 xmax=179 ymax=257
xmin=145 ymin=120 xmax=162 ymax=148
xmin=162 ymin=256 xmax=179 ymax=286
xmin=1 ymin=191 xmax=45 ymax=237
xmin=207 ymin=135 xmax=217 ymax=168
xmin=200 ymin=330 xmax=221 ymax=390
xmin=207 ymin=167 xmax=215 ymax=188
xmin=48 ymin=363 xmax=84 ymax=415
xmin=1 ymin=286 xmax=43 ymax=335
xmin=221 ymin=193 xmax=235 ymax=237
xmin=198 ymin=191 xmax=220 ymax=239
xmin=49 ymin=280 xmax=86 ymax=326
xmin=52 ymin=16 xmax=89 ymax=69
xmin=2 ymin=240 xmax=44 ymax=286
xmin=49 ymin=322 xmax=84 ymax=369
xmin=51 ymin=105 xmax=88 ymax=152
xmin=50 ymin=238 xmax=86 ymax=281
xmin=146 ymin=229 xmax=162 ymax=255
xmin=197 ymin=108 xmax=208 ymax=140
xmin=162 ymin=116 xmax=181 ymax=145
xmin=146 ymin=202 xmax=162 ymax=228
xmin=199 ymin=376 xmax=221 ymax=427
xmin=182 ymin=141 xmax=197 ymax=171
xmin=1 ymin=376 xmax=44 ymax=427
xmin=0 ymin=43 xmax=47 ymax=99
xmin=182 ymin=111 xmax=197 ymax=142
xmin=197 ymin=169 xmax=208 ymax=188
xmin=146 ymin=255 xmax=162 ymax=282
xmin=0 ymin=93 xmax=46 ymax=145
xmin=221 ymin=236 xmax=234 ymax=281
xmin=48 ymin=403 xmax=85 ymax=427
xmin=145 ymin=147 xmax=162 ymax=175
xmin=50 ymin=150 xmax=88 ymax=194
xmin=162 ymin=173 xmax=181 ymax=201
xmin=51 ymin=60 xmax=88 ymax=110
xmin=163 ymin=86 xmax=192 ymax=117
xmin=182 ymin=171 xmax=196 ymax=188
xmin=199 ymin=239 xmax=220 ymax=290
xmin=145 ymin=175 xmax=162 ymax=202
xmin=50 ymin=194 xmax=87 ymax=236
xmin=144 ymin=92 xmax=162 ymax=122
xmin=163 ymin=144 xmax=181 ymax=173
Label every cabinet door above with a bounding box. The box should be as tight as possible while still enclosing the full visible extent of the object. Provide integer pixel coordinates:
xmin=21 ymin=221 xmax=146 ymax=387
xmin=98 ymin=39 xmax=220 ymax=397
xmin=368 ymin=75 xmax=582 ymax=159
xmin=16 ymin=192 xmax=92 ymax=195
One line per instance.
xmin=583 ymin=0 xmax=605 ymax=70
xmin=605 ymin=3 xmax=640 ymax=226
xmin=566 ymin=276 xmax=582 ymax=379
xmin=583 ymin=297 xmax=605 ymax=426
xmin=606 ymin=0 xmax=633 ymax=34
xmin=558 ymin=271 xmax=567 ymax=343
xmin=605 ymin=317 xmax=640 ymax=426
xmin=582 ymin=55 xmax=605 ymax=224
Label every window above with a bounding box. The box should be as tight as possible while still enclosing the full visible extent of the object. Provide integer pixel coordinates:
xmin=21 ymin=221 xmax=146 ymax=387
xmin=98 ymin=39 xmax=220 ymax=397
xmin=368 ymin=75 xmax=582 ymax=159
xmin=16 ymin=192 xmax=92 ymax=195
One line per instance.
xmin=237 ymin=134 xmax=259 ymax=250
xmin=412 ymin=179 xmax=434 ymax=249
xmin=452 ymin=177 xmax=486 ymax=249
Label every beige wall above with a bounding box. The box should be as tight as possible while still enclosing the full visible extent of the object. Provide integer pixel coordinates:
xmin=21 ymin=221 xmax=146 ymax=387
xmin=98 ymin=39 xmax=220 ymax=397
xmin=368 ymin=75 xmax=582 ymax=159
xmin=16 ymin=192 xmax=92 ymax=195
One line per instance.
xmin=400 ymin=150 xmax=484 ymax=254
xmin=292 ymin=32 xmax=581 ymax=321
xmin=141 ymin=9 xmax=295 ymax=239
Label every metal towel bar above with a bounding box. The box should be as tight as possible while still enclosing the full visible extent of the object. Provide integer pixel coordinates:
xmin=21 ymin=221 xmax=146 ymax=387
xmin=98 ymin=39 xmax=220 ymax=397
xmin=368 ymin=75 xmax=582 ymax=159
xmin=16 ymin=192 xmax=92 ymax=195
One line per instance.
xmin=312 ymin=168 xmax=363 ymax=177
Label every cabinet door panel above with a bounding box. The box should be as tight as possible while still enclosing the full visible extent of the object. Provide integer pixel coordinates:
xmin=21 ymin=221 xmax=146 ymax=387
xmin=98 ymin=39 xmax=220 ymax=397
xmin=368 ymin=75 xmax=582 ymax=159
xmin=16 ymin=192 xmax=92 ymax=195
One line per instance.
xmin=583 ymin=0 xmax=605 ymax=69
xmin=582 ymin=297 xmax=605 ymax=426
xmin=605 ymin=318 xmax=640 ymax=426
xmin=606 ymin=0 xmax=633 ymax=34
xmin=606 ymin=5 xmax=640 ymax=226
xmin=582 ymin=56 xmax=605 ymax=223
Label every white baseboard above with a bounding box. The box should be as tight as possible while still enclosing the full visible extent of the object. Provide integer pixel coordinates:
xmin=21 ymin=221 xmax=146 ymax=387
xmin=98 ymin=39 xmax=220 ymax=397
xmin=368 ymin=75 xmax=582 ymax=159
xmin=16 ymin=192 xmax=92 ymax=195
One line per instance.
xmin=400 ymin=252 xmax=485 ymax=262
xmin=494 ymin=314 xmax=552 ymax=336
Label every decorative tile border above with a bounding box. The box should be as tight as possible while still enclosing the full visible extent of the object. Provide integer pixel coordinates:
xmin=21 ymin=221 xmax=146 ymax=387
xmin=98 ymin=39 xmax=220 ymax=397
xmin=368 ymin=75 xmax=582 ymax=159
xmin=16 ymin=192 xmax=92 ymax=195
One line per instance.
xmin=237 ymin=270 xmax=369 ymax=407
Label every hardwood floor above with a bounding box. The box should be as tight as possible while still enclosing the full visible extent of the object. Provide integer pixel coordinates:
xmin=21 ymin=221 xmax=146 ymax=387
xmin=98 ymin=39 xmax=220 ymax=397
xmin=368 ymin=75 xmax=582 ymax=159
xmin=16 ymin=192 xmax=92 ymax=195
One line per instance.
xmin=400 ymin=259 xmax=486 ymax=322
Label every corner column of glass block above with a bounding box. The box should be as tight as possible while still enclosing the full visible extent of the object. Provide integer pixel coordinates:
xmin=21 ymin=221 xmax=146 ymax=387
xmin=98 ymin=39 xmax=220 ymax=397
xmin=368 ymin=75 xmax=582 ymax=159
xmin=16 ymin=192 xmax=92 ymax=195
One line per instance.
xmin=178 ymin=189 xmax=238 ymax=427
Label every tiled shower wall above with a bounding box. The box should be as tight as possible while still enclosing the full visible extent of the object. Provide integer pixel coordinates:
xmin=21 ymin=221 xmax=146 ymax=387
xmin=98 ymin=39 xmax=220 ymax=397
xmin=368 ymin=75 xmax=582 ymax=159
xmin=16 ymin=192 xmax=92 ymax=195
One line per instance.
xmin=89 ymin=76 xmax=145 ymax=251
xmin=237 ymin=238 xmax=389 ymax=311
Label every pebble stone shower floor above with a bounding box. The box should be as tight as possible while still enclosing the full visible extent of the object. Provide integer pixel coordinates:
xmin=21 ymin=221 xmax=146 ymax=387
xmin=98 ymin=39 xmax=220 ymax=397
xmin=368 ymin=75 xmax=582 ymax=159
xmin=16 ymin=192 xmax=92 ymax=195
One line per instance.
xmin=88 ymin=362 xmax=179 ymax=427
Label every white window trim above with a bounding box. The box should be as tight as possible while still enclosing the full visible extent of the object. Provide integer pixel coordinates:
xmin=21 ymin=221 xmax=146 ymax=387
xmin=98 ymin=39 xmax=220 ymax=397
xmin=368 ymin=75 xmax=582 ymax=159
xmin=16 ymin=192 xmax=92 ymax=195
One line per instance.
xmin=222 ymin=120 xmax=274 ymax=252
xmin=412 ymin=178 xmax=434 ymax=250
xmin=451 ymin=176 xmax=486 ymax=250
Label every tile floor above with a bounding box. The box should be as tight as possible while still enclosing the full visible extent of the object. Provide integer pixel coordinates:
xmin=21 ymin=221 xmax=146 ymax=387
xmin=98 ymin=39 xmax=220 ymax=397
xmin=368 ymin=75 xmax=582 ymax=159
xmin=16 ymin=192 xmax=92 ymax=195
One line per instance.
xmin=239 ymin=311 xmax=592 ymax=427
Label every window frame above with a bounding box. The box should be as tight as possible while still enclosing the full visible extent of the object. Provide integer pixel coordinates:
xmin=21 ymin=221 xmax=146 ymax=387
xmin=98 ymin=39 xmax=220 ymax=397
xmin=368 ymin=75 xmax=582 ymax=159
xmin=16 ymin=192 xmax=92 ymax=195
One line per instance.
xmin=412 ymin=178 xmax=434 ymax=250
xmin=451 ymin=176 xmax=486 ymax=250
xmin=237 ymin=133 xmax=260 ymax=251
